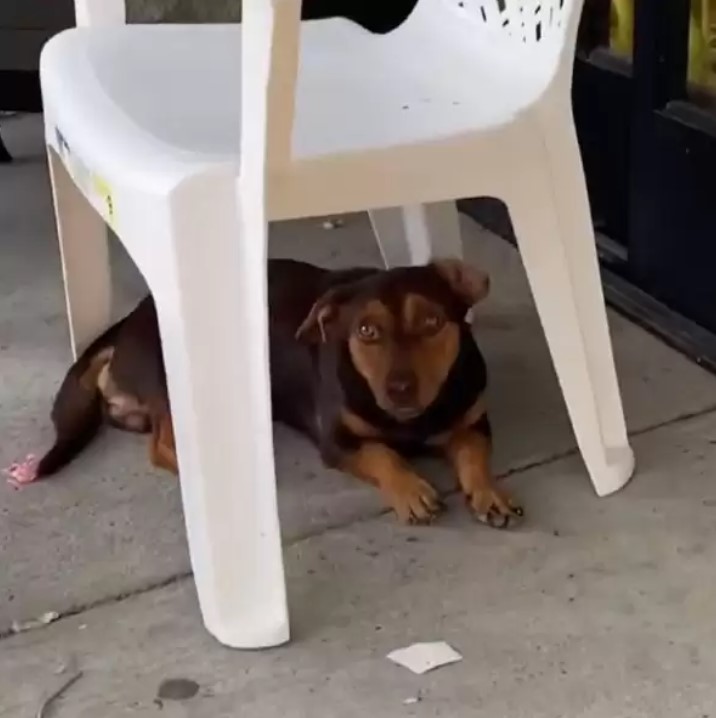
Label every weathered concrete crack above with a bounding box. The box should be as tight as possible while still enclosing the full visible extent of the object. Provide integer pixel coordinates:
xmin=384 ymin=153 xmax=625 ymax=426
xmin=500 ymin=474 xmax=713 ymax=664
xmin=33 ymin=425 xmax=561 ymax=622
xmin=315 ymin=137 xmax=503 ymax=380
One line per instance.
xmin=3 ymin=402 xmax=716 ymax=643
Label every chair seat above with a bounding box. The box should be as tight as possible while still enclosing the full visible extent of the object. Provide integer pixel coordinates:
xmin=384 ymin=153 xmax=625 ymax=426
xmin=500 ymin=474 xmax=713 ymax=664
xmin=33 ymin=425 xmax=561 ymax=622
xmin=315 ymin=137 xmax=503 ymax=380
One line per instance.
xmin=41 ymin=20 xmax=545 ymax=171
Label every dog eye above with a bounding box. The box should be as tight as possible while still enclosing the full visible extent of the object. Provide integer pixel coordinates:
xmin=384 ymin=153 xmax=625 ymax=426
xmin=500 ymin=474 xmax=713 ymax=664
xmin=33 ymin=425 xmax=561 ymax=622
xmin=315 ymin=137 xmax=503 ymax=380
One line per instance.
xmin=357 ymin=322 xmax=381 ymax=342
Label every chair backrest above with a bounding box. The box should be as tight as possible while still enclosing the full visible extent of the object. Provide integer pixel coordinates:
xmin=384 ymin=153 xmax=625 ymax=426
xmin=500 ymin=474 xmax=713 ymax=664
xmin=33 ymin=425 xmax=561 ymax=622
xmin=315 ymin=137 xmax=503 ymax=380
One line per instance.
xmin=412 ymin=0 xmax=585 ymax=89
xmin=428 ymin=0 xmax=584 ymax=48
xmin=453 ymin=0 xmax=582 ymax=46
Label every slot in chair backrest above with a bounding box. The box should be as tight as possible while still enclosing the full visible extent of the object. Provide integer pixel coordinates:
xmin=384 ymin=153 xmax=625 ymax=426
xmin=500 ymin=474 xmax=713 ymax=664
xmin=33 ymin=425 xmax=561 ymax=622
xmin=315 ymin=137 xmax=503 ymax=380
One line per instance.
xmin=71 ymin=0 xmax=303 ymax=174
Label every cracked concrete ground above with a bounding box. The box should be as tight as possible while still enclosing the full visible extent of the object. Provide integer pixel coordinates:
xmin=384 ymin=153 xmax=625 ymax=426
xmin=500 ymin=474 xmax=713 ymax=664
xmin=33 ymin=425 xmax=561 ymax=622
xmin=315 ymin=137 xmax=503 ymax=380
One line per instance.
xmin=2 ymin=114 xmax=716 ymax=717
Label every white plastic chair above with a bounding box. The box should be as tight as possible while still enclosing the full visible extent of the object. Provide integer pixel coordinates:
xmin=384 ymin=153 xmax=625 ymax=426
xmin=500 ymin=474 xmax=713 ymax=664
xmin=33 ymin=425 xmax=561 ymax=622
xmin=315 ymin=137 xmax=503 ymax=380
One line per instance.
xmin=40 ymin=0 xmax=634 ymax=648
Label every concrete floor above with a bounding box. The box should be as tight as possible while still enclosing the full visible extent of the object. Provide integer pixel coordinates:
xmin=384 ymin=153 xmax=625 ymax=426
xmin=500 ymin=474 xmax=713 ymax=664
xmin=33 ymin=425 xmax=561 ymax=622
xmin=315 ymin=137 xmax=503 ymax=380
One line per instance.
xmin=2 ymin=115 xmax=716 ymax=717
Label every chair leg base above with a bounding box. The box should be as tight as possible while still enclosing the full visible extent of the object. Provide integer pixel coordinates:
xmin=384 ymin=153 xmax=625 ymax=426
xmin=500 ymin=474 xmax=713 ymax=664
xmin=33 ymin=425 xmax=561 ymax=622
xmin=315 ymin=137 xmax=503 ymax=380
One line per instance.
xmin=590 ymin=444 xmax=635 ymax=498
xmin=206 ymin=613 xmax=290 ymax=650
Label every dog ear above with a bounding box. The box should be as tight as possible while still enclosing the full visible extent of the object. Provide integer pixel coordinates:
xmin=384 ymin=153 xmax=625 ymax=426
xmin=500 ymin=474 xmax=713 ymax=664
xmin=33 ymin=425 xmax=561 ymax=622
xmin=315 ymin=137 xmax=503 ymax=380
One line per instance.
xmin=432 ymin=258 xmax=490 ymax=307
xmin=295 ymin=286 xmax=353 ymax=344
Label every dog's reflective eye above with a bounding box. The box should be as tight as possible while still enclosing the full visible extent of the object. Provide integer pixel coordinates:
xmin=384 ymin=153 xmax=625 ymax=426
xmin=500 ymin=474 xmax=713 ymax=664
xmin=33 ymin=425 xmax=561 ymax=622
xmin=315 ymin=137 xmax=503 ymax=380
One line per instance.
xmin=421 ymin=313 xmax=444 ymax=334
xmin=357 ymin=322 xmax=381 ymax=342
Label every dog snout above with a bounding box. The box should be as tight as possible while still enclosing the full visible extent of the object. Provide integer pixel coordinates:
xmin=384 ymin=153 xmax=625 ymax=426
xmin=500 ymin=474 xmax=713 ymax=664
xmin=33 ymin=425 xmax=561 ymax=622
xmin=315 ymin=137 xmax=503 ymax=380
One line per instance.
xmin=386 ymin=371 xmax=417 ymax=405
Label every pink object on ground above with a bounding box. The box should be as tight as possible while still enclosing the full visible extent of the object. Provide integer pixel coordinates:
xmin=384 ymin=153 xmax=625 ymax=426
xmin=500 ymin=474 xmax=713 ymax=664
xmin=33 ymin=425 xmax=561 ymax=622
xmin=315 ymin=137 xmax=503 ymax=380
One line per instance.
xmin=4 ymin=454 xmax=39 ymax=489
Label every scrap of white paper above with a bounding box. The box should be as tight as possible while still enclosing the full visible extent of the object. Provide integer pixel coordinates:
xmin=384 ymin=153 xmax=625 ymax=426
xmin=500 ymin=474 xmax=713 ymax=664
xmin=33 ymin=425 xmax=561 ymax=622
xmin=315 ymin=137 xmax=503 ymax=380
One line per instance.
xmin=387 ymin=641 xmax=463 ymax=675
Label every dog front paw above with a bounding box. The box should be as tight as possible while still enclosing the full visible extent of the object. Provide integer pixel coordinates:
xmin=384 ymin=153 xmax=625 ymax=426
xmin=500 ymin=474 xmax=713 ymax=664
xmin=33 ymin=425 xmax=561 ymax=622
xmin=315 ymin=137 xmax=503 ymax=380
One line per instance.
xmin=383 ymin=474 xmax=444 ymax=525
xmin=466 ymin=486 xmax=523 ymax=529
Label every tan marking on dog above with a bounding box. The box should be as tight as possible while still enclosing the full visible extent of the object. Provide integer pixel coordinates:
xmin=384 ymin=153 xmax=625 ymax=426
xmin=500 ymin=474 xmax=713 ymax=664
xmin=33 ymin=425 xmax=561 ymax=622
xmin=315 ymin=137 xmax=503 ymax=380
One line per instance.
xmin=98 ymin=364 xmax=151 ymax=433
xmin=347 ymin=300 xmax=396 ymax=410
xmin=444 ymin=428 xmax=522 ymax=527
xmin=149 ymin=411 xmax=178 ymax=475
xmin=347 ymin=296 xmax=462 ymax=419
xmin=340 ymin=408 xmax=382 ymax=439
xmin=80 ymin=347 xmax=114 ymax=391
xmin=96 ymin=362 xmax=112 ymax=394
xmin=340 ymin=442 xmax=441 ymax=524
xmin=112 ymin=409 xmax=150 ymax=433
xmin=402 ymin=293 xmax=460 ymax=410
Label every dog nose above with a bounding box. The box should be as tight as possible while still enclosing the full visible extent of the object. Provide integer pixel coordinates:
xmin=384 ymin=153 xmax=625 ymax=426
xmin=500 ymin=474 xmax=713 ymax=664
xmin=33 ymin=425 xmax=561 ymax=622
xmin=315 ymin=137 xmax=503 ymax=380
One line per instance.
xmin=386 ymin=372 xmax=417 ymax=403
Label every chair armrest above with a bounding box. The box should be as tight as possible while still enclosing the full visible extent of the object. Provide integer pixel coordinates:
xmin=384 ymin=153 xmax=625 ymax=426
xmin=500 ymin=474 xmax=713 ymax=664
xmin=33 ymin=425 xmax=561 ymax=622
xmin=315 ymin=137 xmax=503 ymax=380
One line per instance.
xmin=74 ymin=0 xmax=126 ymax=26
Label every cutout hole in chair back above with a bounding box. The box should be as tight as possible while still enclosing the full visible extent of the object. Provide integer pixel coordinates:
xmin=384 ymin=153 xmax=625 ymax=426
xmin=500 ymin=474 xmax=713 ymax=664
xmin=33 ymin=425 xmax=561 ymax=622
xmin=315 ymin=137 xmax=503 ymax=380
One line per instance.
xmin=442 ymin=0 xmax=575 ymax=45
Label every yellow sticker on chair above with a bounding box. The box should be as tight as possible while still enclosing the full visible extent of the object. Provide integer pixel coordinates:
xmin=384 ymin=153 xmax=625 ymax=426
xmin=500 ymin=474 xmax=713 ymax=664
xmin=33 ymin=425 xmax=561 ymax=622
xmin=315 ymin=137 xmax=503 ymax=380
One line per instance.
xmin=54 ymin=127 xmax=116 ymax=228
xmin=92 ymin=174 xmax=115 ymax=228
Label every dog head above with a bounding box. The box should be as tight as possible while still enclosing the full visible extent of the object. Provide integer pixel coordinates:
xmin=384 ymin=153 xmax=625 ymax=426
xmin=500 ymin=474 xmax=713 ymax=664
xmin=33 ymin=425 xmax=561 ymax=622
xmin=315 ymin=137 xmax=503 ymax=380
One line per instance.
xmin=295 ymin=259 xmax=490 ymax=421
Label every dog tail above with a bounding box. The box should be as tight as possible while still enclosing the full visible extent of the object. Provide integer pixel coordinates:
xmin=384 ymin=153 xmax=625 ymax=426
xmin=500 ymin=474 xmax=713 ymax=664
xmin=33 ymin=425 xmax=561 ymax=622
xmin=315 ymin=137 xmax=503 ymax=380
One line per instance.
xmin=35 ymin=319 xmax=127 ymax=478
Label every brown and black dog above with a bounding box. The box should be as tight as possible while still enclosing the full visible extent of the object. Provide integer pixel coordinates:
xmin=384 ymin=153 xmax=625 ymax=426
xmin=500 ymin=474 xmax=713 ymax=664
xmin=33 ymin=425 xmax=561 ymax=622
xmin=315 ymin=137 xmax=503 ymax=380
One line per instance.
xmin=6 ymin=258 xmax=522 ymax=527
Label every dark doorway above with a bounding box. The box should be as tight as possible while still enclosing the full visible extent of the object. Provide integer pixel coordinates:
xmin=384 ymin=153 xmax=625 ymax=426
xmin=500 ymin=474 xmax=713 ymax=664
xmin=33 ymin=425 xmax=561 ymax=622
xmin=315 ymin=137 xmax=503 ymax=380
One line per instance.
xmin=573 ymin=0 xmax=716 ymax=340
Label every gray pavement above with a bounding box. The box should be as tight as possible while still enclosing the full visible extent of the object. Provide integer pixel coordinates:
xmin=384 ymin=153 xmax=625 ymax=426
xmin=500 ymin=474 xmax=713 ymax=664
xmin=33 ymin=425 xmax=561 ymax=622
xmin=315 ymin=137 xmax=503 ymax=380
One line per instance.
xmin=2 ymin=114 xmax=716 ymax=717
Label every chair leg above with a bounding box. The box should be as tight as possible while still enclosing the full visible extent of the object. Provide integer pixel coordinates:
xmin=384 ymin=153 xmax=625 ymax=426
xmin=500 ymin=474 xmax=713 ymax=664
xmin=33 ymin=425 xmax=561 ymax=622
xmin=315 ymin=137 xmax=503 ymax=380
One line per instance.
xmin=159 ymin=173 xmax=288 ymax=648
xmin=47 ymin=147 xmax=111 ymax=358
xmin=506 ymin=133 xmax=635 ymax=497
xmin=0 ymin=127 xmax=12 ymax=163
xmin=369 ymin=201 xmax=462 ymax=268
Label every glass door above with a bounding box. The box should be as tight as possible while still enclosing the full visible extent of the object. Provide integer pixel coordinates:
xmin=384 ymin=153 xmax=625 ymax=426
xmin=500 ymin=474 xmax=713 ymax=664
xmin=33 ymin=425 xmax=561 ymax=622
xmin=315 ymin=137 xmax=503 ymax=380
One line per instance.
xmin=575 ymin=0 xmax=716 ymax=334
